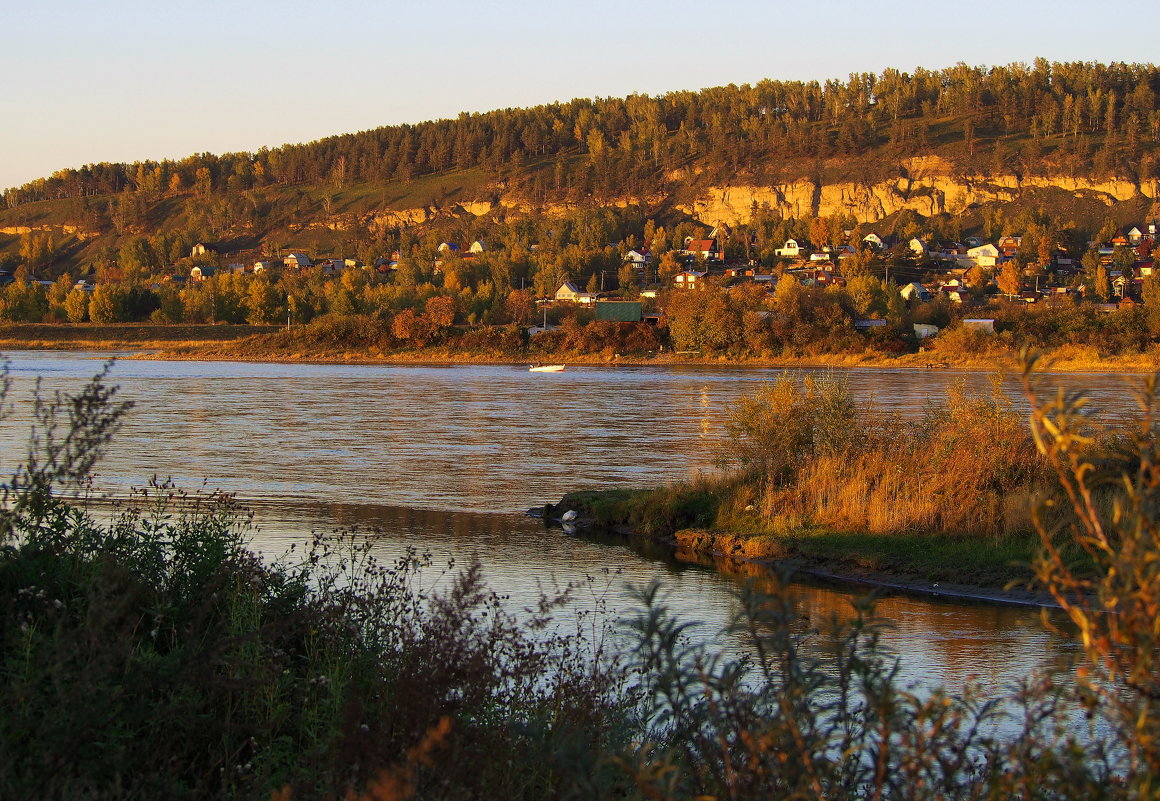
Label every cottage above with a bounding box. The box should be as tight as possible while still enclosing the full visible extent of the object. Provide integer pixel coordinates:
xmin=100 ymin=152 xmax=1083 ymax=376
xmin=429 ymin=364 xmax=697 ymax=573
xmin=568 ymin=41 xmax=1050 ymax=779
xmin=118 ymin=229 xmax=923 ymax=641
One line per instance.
xmin=284 ymin=253 xmax=312 ymax=269
xmin=673 ymin=270 xmax=706 ymax=290
xmin=683 ymin=238 xmax=722 ymax=262
xmin=190 ymin=265 xmax=216 ymax=282
xmin=775 ymin=239 xmax=807 ymax=258
xmin=624 ymin=249 xmax=651 ymax=267
xmin=909 ymin=238 xmax=929 ymax=257
xmin=469 ymin=240 xmax=486 ymax=254
xmin=191 ymin=243 xmax=213 ymax=258
xmin=253 ymin=260 xmax=277 ymax=273
xmin=438 ymin=242 xmax=460 ymax=254
xmin=998 ymin=236 xmax=1023 ymax=259
xmin=862 ymin=233 xmax=886 ymax=251
xmin=555 ymin=281 xmax=597 ymax=304
xmin=966 ymin=244 xmax=999 ymax=267
xmin=913 ymin=323 xmax=939 ymax=339
xmin=899 ymin=282 xmax=931 ymax=302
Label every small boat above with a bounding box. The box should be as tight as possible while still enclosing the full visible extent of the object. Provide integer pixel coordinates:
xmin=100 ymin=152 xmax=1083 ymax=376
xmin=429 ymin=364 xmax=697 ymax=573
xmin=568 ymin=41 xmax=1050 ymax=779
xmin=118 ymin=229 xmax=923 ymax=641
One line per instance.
xmin=529 ymin=364 xmax=565 ymax=372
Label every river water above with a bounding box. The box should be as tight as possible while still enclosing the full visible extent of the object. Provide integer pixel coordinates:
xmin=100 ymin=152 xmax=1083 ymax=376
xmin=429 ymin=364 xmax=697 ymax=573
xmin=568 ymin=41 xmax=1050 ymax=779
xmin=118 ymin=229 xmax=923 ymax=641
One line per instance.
xmin=0 ymin=351 xmax=1138 ymax=699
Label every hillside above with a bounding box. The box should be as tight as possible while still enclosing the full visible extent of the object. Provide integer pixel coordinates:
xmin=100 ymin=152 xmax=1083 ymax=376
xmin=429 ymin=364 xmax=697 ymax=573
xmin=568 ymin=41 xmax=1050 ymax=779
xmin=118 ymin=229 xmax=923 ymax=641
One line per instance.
xmin=2 ymin=59 xmax=1159 ymax=276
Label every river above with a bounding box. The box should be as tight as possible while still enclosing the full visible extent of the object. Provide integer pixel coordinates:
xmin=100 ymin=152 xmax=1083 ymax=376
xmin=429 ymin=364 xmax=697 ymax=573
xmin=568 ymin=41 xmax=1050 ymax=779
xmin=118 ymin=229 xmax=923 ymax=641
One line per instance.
xmin=0 ymin=350 xmax=1133 ymax=699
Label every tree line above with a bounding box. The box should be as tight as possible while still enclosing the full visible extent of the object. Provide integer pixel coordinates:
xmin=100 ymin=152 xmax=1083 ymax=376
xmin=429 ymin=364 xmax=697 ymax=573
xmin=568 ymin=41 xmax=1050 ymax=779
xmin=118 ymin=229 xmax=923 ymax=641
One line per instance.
xmin=6 ymin=60 xmax=1159 ymax=209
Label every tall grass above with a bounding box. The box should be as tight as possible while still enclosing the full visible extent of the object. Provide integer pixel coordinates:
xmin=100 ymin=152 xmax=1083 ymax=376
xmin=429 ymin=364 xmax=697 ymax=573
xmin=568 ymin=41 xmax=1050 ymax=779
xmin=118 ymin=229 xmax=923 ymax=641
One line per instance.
xmin=718 ymin=374 xmax=1046 ymax=539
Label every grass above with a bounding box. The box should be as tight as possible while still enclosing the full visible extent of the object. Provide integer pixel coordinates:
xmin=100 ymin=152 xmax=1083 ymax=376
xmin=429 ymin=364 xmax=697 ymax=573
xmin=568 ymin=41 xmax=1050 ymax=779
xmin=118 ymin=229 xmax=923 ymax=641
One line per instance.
xmin=556 ymin=374 xmax=1102 ymax=591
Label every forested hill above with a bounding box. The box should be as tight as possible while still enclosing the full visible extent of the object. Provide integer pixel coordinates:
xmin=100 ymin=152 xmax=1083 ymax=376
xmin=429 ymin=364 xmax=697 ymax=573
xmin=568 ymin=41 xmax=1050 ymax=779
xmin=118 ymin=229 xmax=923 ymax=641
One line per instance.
xmin=3 ymin=59 xmax=1160 ymax=274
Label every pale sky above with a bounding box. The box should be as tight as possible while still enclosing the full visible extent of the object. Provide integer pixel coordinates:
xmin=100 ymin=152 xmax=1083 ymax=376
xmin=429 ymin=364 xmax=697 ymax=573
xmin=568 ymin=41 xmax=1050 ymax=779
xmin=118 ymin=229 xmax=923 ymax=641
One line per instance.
xmin=3 ymin=0 xmax=1156 ymax=192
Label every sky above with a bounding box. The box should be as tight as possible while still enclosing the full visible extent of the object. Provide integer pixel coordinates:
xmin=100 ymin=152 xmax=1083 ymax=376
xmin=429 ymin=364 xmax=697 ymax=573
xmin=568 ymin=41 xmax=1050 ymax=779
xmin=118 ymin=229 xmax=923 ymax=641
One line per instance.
xmin=3 ymin=0 xmax=1157 ymax=191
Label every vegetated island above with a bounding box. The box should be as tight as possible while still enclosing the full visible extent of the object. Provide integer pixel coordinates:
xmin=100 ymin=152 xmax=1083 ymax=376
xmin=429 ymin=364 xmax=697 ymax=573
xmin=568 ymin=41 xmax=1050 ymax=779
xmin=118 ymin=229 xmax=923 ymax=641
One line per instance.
xmin=540 ymin=368 xmax=1098 ymax=607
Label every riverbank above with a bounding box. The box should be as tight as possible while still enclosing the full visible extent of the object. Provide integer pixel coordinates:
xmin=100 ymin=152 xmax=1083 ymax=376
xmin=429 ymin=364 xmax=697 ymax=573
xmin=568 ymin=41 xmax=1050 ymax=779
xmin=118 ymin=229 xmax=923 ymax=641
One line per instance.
xmin=151 ymin=340 xmax=1160 ymax=372
xmin=544 ymin=488 xmax=1057 ymax=608
xmin=0 ymin=322 xmax=278 ymax=351
xmin=4 ymin=322 xmax=1160 ymax=372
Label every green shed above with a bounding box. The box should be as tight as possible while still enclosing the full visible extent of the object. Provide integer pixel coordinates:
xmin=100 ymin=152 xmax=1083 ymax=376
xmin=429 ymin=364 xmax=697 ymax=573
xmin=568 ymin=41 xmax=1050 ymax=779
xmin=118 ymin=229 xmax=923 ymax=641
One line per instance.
xmin=594 ymin=301 xmax=642 ymax=322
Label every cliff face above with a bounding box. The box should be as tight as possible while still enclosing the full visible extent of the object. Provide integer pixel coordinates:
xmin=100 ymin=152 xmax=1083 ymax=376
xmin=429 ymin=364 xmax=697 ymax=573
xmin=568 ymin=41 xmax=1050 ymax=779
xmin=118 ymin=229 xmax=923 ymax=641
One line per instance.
xmin=362 ymin=158 xmax=1160 ymax=233
xmin=681 ymin=163 xmax=1159 ymax=226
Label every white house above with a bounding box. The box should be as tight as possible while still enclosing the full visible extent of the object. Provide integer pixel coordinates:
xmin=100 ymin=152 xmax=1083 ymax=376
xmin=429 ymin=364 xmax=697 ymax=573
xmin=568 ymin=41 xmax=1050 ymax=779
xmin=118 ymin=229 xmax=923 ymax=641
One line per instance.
xmin=284 ymin=253 xmax=312 ymax=269
xmin=909 ymin=238 xmax=929 ymax=257
xmin=862 ymin=233 xmax=886 ymax=250
xmin=966 ymin=244 xmax=1000 ymax=268
xmin=555 ymin=281 xmax=597 ymax=304
xmin=624 ymin=249 xmax=651 ymax=267
xmin=899 ymin=282 xmax=931 ymax=302
xmin=469 ymin=240 xmax=486 ymax=254
xmin=775 ymin=239 xmax=807 ymax=258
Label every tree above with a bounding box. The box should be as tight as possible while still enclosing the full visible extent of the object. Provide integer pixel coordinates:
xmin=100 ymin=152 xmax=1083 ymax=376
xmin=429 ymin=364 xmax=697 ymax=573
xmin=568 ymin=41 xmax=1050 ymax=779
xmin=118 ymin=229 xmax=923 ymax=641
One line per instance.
xmin=1113 ymin=245 xmax=1137 ymax=272
xmin=89 ymin=284 xmax=127 ymax=323
xmin=64 ymin=289 xmax=90 ymax=323
xmin=997 ymin=262 xmax=1022 ymax=297
xmin=424 ymin=295 xmax=457 ymax=328
xmin=1093 ymin=264 xmax=1111 ymax=302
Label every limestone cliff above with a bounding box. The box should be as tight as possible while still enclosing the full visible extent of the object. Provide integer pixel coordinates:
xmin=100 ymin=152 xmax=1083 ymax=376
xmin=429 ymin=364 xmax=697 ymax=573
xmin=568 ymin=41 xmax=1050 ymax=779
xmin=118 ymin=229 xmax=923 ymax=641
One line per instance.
xmin=679 ymin=158 xmax=1158 ymax=226
xmin=356 ymin=161 xmax=1158 ymax=233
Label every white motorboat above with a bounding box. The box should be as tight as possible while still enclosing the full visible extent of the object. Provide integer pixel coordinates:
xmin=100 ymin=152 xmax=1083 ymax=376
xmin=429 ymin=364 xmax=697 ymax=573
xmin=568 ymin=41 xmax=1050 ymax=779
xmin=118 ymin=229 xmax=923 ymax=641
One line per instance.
xmin=529 ymin=364 xmax=565 ymax=372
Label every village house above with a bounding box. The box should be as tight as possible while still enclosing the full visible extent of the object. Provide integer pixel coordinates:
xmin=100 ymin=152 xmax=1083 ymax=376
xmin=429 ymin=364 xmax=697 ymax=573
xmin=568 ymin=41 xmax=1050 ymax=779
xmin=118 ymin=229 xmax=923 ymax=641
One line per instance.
xmin=862 ymin=232 xmax=886 ymax=250
xmin=438 ymin=242 xmax=460 ymax=254
xmin=998 ymin=236 xmax=1022 ymax=259
xmin=775 ymin=239 xmax=807 ymax=258
xmin=909 ymin=238 xmax=929 ymax=257
xmin=190 ymin=265 xmax=216 ymax=282
xmin=673 ymin=270 xmax=706 ymax=290
xmin=899 ymin=282 xmax=931 ymax=302
xmin=624 ymin=249 xmax=651 ymax=268
xmin=253 ymin=260 xmax=278 ymax=273
xmin=191 ymin=243 xmax=213 ymax=258
xmin=469 ymin=240 xmax=486 ymax=254
xmin=965 ymin=244 xmax=1002 ymax=268
xmin=284 ymin=253 xmax=312 ymax=270
xmin=320 ymin=258 xmax=347 ymax=276
xmin=682 ymin=238 xmax=722 ymax=262
xmin=555 ymin=280 xmax=597 ymax=304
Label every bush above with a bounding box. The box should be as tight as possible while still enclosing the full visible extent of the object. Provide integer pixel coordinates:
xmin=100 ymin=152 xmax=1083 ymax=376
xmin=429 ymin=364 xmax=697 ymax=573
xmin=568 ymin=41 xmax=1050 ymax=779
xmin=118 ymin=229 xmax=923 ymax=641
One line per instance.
xmin=0 ymin=365 xmax=628 ymax=800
